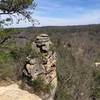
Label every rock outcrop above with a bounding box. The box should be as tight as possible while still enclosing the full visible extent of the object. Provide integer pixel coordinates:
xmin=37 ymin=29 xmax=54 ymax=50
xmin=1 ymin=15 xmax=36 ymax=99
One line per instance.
xmin=23 ymin=34 xmax=57 ymax=100
xmin=0 ymin=84 xmax=42 ymax=100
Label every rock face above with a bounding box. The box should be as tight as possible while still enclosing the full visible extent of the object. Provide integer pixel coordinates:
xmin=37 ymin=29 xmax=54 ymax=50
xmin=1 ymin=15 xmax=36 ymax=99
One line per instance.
xmin=23 ymin=34 xmax=57 ymax=100
xmin=0 ymin=84 xmax=42 ymax=100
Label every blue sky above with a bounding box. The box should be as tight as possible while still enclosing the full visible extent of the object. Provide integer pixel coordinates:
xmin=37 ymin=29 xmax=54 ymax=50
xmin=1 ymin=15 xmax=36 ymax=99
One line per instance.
xmin=3 ymin=0 xmax=100 ymax=27
xmin=35 ymin=0 xmax=99 ymax=18
xmin=31 ymin=0 xmax=100 ymax=26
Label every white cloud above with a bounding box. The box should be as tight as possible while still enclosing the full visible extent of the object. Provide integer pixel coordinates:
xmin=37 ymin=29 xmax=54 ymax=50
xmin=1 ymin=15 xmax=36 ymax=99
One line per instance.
xmin=34 ymin=10 xmax=100 ymax=26
xmin=3 ymin=9 xmax=100 ymax=28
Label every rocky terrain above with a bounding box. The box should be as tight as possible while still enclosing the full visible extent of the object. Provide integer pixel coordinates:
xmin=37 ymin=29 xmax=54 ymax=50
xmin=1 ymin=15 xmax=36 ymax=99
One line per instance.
xmin=0 ymin=24 xmax=100 ymax=100
xmin=22 ymin=34 xmax=57 ymax=100
xmin=0 ymin=33 xmax=57 ymax=100
xmin=0 ymin=83 xmax=42 ymax=100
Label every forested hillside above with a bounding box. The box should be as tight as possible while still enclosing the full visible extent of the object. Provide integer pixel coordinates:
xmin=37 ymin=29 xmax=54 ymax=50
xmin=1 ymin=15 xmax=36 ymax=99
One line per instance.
xmin=0 ymin=24 xmax=100 ymax=100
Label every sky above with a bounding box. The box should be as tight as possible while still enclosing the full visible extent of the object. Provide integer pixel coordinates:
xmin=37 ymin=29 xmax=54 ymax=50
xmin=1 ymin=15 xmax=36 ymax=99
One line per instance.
xmin=3 ymin=0 xmax=100 ymax=27
xmin=32 ymin=0 xmax=100 ymax=26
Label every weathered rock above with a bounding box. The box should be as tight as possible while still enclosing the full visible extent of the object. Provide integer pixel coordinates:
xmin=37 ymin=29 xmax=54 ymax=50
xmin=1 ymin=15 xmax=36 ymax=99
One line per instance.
xmin=0 ymin=84 xmax=42 ymax=100
xmin=23 ymin=34 xmax=57 ymax=100
xmin=24 ymin=61 xmax=44 ymax=80
xmin=29 ymin=59 xmax=38 ymax=65
xmin=35 ymin=34 xmax=52 ymax=52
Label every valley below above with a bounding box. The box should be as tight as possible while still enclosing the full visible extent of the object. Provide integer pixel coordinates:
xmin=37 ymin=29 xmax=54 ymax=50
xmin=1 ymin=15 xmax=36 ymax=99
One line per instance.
xmin=0 ymin=24 xmax=100 ymax=100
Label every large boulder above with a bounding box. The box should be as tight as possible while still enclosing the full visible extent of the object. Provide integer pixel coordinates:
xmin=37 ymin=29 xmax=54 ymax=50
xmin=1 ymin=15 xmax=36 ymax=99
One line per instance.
xmin=0 ymin=84 xmax=42 ymax=100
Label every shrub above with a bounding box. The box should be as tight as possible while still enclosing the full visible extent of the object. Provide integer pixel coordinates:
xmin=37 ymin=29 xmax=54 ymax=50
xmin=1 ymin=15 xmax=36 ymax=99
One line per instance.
xmin=10 ymin=42 xmax=39 ymax=60
xmin=0 ymin=51 xmax=14 ymax=65
xmin=55 ymin=89 xmax=71 ymax=100
xmin=31 ymin=76 xmax=52 ymax=93
xmin=92 ymin=70 xmax=100 ymax=98
xmin=0 ymin=30 xmax=9 ymax=38
xmin=0 ymin=51 xmax=15 ymax=80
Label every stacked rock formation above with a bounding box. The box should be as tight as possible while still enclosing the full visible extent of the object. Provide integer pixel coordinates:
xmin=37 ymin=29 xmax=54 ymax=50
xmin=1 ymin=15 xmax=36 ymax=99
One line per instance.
xmin=23 ymin=34 xmax=57 ymax=100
